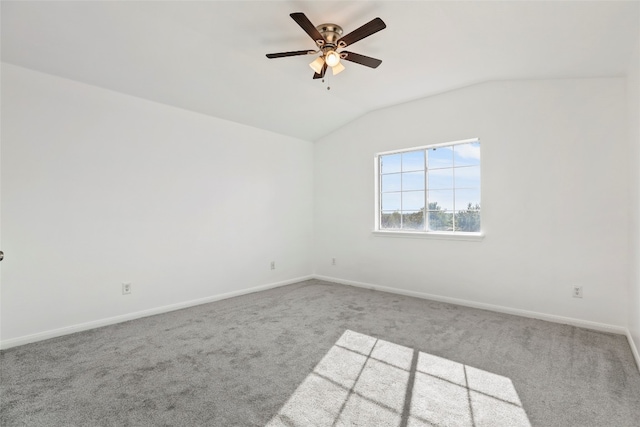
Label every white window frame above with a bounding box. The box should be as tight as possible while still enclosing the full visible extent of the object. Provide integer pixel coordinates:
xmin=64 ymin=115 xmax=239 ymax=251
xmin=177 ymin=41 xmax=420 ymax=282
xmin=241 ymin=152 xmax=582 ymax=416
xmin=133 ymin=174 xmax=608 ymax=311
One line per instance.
xmin=373 ymin=138 xmax=484 ymax=241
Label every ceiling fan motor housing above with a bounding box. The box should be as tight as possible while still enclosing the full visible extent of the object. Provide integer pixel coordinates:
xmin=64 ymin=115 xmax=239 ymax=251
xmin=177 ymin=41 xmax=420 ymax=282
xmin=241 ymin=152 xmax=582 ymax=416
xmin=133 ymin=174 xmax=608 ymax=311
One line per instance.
xmin=316 ymin=24 xmax=343 ymax=48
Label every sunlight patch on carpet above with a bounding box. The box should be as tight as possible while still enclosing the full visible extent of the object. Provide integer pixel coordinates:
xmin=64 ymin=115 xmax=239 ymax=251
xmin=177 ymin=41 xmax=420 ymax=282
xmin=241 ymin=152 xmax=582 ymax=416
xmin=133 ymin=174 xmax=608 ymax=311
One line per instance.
xmin=266 ymin=330 xmax=530 ymax=427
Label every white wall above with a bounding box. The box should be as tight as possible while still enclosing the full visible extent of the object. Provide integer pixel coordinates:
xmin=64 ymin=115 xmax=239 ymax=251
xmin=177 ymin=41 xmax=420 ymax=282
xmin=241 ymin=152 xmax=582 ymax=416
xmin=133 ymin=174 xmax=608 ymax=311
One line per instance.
xmin=628 ymin=41 xmax=640 ymax=357
xmin=0 ymin=63 xmax=314 ymax=344
xmin=314 ymin=78 xmax=629 ymax=328
xmin=1 ymin=63 xmax=634 ymax=347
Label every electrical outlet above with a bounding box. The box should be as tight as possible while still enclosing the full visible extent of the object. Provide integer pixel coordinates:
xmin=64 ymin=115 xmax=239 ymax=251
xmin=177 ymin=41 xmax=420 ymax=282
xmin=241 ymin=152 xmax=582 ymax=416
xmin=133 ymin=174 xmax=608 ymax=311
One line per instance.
xmin=122 ymin=282 xmax=132 ymax=295
xmin=572 ymin=286 xmax=583 ymax=298
xmin=270 ymin=261 xmax=275 ymax=270
xmin=332 ymin=258 xmax=336 ymax=265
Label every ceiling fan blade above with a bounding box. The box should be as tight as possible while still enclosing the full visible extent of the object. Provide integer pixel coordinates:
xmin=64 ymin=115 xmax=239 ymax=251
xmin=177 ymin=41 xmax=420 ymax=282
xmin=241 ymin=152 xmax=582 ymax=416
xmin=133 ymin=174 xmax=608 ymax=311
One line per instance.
xmin=337 ymin=17 xmax=386 ymax=48
xmin=266 ymin=50 xmax=315 ymax=59
xmin=313 ymin=63 xmax=328 ymax=79
xmin=290 ymin=12 xmax=325 ymax=46
xmin=341 ymin=51 xmax=382 ymax=68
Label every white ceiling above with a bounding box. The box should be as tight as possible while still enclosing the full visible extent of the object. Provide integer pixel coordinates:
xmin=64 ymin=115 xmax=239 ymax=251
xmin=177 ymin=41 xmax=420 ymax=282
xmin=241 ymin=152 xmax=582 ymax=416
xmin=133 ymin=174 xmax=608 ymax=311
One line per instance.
xmin=2 ymin=1 xmax=638 ymax=142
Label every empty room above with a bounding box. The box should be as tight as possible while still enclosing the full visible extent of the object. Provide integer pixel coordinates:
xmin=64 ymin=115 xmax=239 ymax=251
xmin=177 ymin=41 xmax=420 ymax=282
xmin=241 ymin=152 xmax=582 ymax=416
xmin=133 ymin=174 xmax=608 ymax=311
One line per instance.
xmin=1 ymin=1 xmax=639 ymax=426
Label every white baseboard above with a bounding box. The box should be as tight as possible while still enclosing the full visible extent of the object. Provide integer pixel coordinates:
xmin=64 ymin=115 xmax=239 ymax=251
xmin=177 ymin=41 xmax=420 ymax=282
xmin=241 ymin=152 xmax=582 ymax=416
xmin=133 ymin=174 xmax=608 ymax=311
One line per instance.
xmin=313 ymin=274 xmax=628 ymax=335
xmin=627 ymin=330 xmax=640 ymax=371
xmin=0 ymin=275 xmax=313 ymax=350
xmin=4 ymin=273 xmax=638 ymax=373
xmin=319 ymin=272 xmax=638 ymax=373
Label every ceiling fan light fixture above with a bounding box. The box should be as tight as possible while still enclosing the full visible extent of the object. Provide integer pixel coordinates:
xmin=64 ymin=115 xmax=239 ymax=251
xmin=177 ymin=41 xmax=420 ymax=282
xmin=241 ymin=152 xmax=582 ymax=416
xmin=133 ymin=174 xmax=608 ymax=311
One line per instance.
xmin=309 ymin=56 xmax=325 ymax=74
xmin=266 ymin=13 xmax=386 ymax=80
xmin=331 ymin=62 xmax=345 ymax=75
xmin=325 ymin=50 xmax=341 ymax=67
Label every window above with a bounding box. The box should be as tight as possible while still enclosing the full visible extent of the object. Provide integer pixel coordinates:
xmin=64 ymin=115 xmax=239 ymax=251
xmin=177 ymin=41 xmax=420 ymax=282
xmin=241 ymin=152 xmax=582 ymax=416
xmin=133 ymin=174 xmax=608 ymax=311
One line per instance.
xmin=376 ymin=139 xmax=481 ymax=234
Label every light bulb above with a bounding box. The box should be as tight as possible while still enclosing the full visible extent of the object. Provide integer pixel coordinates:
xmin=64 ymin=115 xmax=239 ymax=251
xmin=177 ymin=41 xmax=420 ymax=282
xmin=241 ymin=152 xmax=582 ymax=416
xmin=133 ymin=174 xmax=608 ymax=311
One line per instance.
xmin=325 ymin=50 xmax=340 ymax=67
xmin=332 ymin=62 xmax=345 ymax=75
xmin=309 ymin=57 xmax=325 ymax=74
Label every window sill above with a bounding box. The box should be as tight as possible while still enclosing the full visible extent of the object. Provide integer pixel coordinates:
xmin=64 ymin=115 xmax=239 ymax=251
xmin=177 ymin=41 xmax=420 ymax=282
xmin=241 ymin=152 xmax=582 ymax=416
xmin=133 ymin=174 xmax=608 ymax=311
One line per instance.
xmin=372 ymin=230 xmax=484 ymax=241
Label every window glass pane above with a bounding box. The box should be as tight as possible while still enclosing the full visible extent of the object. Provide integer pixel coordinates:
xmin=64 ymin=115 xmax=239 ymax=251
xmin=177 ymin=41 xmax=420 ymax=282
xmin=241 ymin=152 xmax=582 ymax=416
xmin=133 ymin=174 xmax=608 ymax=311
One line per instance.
xmin=377 ymin=140 xmax=481 ymax=234
xmin=402 ymin=150 xmax=425 ymax=172
xmin=381 ymin=173 xmax=401 ymax=193
xmin=382 ymin=193 xmax=401 ymax=211
xmin=402 ymin=191 xmax=425 ymax=211
xmin=428 ymin=211 xmax=453 ymax=231
xmin=454 ymin=142 xmax=481 ymax=167
xmin=428 ymin=168 xmax=453 ymax=190
xmin=402 ymin=171 xmax=425 ymax=191
xmin=427 ymin=146 xmax=453 ymax=169
xmin=454 ymin=166 xmax=480 ymax=188
xmin=428 ymin=190 xmax=453 ymax=211
xmin=454 ymin=210 xmax=481 ymax=232
xmin=455 ymin=189 xmax=481 ymax=210
xmin=381 ymin=211 xmax=402 ymax=229
xmin=381 ymin=154 xmax=401 ymax=174
xmin=402 ymin=211 xmax=424 ymax=230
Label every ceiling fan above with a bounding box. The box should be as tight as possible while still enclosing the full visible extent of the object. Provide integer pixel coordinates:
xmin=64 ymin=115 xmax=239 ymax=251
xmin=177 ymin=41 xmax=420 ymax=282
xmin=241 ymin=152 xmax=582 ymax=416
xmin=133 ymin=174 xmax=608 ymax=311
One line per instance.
xmin=266 ymin=12 xmax=386 ymax=79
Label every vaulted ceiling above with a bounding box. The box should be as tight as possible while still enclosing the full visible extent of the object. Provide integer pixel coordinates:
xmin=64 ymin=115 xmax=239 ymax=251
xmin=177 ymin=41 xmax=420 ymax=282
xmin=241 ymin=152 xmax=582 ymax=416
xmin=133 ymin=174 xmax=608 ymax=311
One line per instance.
xmin=2 ymin=1 xmax=638 ymax=141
